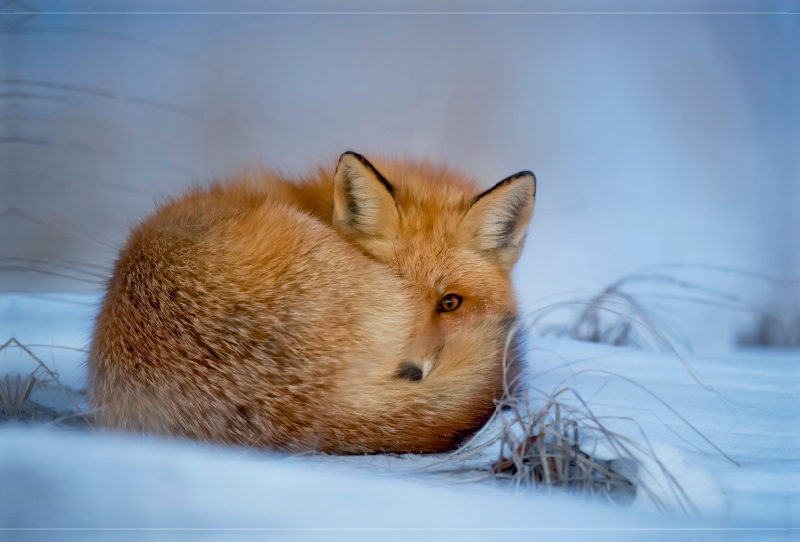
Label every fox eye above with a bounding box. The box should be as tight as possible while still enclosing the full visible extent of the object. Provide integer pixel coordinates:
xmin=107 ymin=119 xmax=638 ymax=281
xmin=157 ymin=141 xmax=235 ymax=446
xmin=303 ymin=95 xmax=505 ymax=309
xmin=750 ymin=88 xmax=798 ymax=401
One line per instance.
xmin=438 ymin=294 xmax=463 ymax=312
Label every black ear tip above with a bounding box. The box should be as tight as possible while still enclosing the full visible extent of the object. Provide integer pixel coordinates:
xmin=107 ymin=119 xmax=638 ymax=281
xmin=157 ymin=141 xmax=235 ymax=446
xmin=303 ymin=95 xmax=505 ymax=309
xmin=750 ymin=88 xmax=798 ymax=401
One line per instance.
xmin=520 ymin=171 xmax=537 ymax=196
xmin=514 ymin=170 xmax=536 ymax=185
xmin=333 ymin=152 xmax=395 ymax=197
xmin=510 ymin=171 xmax=536 ymax=199
xmin=339 ymin=150 xmax=365 ymax=163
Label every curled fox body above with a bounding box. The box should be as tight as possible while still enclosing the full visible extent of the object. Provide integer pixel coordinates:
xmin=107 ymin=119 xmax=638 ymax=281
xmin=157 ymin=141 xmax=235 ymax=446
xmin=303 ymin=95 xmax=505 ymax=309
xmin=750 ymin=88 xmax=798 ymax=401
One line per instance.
xmin=89 ymin=153 xmax=535 ymax=453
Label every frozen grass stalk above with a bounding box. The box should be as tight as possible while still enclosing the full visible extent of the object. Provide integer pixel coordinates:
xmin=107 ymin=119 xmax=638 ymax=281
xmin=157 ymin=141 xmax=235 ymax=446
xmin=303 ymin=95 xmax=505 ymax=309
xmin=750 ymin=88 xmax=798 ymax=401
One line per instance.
xmin=412 ymin=320 xmax=724 ymax=515
xmin=0 ymin=338 xmax=89 ymax=427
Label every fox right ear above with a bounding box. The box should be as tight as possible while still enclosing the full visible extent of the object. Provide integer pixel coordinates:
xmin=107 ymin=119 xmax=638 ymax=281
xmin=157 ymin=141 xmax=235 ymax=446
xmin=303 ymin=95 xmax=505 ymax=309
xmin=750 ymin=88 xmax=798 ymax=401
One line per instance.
xmin=332 ymin=152 xmax=400 ymax=239
xmin=460 ymin=171 xmax=536 ymax=272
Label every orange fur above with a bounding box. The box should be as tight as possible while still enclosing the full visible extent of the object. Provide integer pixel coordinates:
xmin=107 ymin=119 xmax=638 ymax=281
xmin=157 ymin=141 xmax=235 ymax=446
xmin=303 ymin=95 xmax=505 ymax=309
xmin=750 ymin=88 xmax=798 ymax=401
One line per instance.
xmin=89 ymin=153 xmax=535 ymax=453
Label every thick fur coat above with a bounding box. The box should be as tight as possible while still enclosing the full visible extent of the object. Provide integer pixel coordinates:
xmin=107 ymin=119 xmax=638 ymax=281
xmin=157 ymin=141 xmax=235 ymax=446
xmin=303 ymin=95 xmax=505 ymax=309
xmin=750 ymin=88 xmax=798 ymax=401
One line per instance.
xmin=89 ymin=153 xmax=535 ymax=453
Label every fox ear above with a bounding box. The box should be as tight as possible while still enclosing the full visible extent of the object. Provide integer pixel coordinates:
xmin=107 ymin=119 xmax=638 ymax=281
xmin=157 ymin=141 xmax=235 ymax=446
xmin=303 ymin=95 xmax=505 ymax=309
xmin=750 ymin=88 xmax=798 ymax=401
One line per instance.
xmin=332 ymin=152 xmax=400 ymax=239
xmin=460 ymin=171 xmax=536 ymax=272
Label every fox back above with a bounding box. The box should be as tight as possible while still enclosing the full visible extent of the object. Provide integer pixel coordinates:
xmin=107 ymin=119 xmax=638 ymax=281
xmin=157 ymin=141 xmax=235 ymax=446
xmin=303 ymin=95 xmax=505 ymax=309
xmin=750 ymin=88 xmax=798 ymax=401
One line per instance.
xmin=89 ymin=153 xmax=535 ymax=453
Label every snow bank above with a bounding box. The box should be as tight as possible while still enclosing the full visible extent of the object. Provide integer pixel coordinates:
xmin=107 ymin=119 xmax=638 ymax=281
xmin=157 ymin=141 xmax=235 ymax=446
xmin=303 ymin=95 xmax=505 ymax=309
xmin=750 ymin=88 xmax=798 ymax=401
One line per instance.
xmin=1 ymin=294 xmax=796 ymax=541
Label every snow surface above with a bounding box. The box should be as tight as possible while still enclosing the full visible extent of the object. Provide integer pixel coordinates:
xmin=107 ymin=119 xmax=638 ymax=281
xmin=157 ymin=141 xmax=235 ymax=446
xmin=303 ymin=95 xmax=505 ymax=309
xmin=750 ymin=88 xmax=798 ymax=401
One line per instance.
xmin=0 ymin=294 xmax=796 ymax=541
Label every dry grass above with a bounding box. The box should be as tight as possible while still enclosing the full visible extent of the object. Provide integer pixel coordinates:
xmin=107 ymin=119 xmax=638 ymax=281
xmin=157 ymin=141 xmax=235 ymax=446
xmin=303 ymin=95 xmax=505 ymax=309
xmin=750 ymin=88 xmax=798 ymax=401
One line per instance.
xmin=402 ymin=306 xmax=742 ymax=516
xmin=738 ymin=313 xmax=800 ymax=348
xmin=405 ymin=326 xmax=649 ymax=505
xmin=485 ymin=392 xmax=639 ymax=506
xmin=0 ymin=338 xmax=90 ymax=427
xmin=529 ymin=264 xmax=786 ymax=353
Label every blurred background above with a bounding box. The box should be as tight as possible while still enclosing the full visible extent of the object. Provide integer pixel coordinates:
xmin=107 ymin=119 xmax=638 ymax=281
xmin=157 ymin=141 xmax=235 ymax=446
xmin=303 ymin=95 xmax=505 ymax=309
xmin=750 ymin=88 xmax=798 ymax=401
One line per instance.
xmin=1 ymin=0 xmax=797 ymax=352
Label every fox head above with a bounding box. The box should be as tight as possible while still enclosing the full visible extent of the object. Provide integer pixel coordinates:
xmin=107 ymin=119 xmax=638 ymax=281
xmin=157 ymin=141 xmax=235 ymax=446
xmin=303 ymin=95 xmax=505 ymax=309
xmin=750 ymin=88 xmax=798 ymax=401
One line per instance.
xmin=330 ymin=151 xmax=535 ymax=381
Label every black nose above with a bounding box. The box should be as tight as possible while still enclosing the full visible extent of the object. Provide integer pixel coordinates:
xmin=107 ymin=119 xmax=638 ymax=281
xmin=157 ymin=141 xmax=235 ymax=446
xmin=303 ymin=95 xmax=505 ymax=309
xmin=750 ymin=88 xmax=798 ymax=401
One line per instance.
xmin=394 ymin=361 xmax=423 ymax=382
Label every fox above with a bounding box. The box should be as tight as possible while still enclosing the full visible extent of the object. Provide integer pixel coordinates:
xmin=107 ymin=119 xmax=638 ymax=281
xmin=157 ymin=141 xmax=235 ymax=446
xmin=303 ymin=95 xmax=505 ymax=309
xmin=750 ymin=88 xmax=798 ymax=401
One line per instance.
xmin=89 ymin=152 xmax=536 ymax=454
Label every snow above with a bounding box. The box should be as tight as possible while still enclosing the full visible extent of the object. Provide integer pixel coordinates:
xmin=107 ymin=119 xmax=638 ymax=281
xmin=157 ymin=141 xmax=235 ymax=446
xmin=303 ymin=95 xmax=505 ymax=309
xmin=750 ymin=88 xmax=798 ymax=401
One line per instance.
xmin=0 ymin=294 xmax=796 ymax=540
xmin=523 ymin=337 xmax=797 ymax=523
xmin=1 ymin=428 xmax=673 ymax=541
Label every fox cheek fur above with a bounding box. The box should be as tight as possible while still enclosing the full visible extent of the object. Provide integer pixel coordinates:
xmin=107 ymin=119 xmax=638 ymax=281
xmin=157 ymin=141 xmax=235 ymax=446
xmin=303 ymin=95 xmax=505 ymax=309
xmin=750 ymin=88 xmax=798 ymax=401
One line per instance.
xmin=88 ymin=151 xmax=536 ymax=454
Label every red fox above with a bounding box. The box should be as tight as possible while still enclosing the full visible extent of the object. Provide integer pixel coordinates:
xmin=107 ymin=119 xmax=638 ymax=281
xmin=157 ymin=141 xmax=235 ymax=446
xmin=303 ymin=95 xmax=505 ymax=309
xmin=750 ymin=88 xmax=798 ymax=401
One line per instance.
xmin=89 ymin=152 xmax=535 ymax=453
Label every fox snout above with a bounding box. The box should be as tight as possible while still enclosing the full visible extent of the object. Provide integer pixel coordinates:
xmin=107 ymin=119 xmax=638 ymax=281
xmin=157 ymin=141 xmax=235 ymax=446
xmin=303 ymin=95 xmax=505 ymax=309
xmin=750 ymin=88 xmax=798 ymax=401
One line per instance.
xmin=394 ymin=356 xmax=437 ymax=382
xmin=394 ymin=361 xmax=424 ymax=381
xmin=393 ymin=327 xmax=445 ymax=382
xmin=393 ymin=314 xmax=521 ymax=387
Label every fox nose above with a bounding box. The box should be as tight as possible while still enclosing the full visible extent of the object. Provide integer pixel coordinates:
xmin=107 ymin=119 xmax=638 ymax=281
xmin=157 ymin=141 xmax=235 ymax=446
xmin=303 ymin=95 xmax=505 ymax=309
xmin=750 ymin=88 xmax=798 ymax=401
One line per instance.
xmin=393 ymin=357 xmax=435 ymax=382
xmin=394 ymin=361 xmax=423 ymax=381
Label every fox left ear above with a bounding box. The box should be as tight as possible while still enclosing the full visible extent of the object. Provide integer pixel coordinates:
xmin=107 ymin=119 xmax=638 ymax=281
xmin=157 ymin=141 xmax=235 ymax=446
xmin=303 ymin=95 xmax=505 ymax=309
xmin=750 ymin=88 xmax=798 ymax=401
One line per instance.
xmin=460 ymin=171 xmax=536 ymax=272
xmin=332 ymin=151 xmax=400 ymax=240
